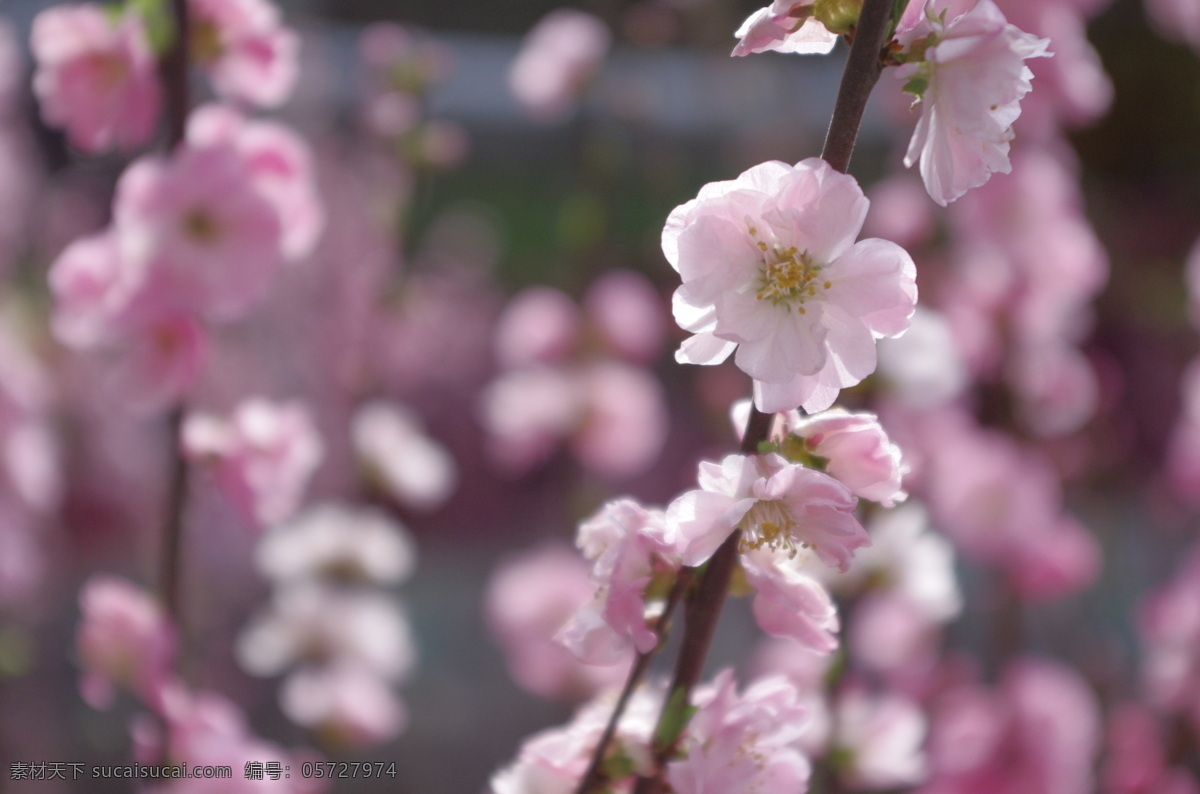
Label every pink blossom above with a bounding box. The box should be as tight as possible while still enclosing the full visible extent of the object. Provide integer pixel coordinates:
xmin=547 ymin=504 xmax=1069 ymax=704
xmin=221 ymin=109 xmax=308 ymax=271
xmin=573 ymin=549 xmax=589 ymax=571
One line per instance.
xmin=256 ymin=502 xmax=416 ymax=586
xmin=480 ymin=363 xmax=668 ymax=479
xmin=667 ymin=452 xmax=869 ymax=570
xmin=667 ymin=670 xmax=812 ymax=794
xmin=876 ymin=307 xmax=969 ymax=408
xmin=112 ymin=142 xmax=286 ymax=322
xmin=1007 ymin=343 xmax=1099 ymax=437
xmin=731 ymin=1 xmax=838 ymax=57
xmin=236 ymin=584 xmax=415 ymax=682
xmin=583 ymin=270 xmax=667 ymax=365
xmin=509 ymin=9 xmax=611 ymax=122
xmin=918 ymin=408 xmax=1099 ymax=599
xmin=185 ymin=104 xmax=324 ymax=261
xmin=664 ymin=157 xmax=917 ymax=413
xmin=559 ymin=499 xmax=681 ymax=663
xmin=189 ymin=0 xmax=299 ymax=108
xmin=1138 ymin=544 xmax=1200 ymax=725
xmin=1102 ymin=703 xmax=1200 ymax=794
xmin=279 ymin=663 xmax=407 ymax=746
xmin=570 ymin=362 xmax=668 ymax=479
xmin=791 ymin=408 xmax=908 ymax=506
xmin=742 ymin=550 xmax=840 ymax=653
xmin=112 ymin=316 xmax=209 ymax=412
xmin=76 ymin=575 xmax=175 ymax=709
xmin=31 ymin=4 xmax=160 ymax=153
xmin=1145 ymin=0 xmax=1200 ymax=49
xmin=920 ymin=657 xmax=1100 ymax=794
xmin=486 ymin=542 xmax=630 ymax=700
xmin=731 ymin=400 xmax=907 ymax=505
xmin=182 ymin=398 xmax=322 ymax=528
xmin=147 ymin=684 xmax=322 ymax=793
xmin=494 ymin=287 xmax=581 ymax=369
xmin=489 ymin=684 xmax=660 ymax=793
xmin=897 ymin=0 xmax=1051 ymax=206
xmin=834 ymin=689 xmax=928 ymax=789
xmin=352 ymin=402 xmax=456 ymax=511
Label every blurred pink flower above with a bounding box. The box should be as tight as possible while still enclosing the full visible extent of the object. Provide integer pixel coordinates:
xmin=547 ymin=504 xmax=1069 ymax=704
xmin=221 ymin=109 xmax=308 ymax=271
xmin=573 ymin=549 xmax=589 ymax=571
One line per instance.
xmin=583 ymin=270 xmax=667 ymax=365
xmin=897 ymin=0 xmax=1050 ymax=205
xmin=189 ymin=0 xmax=299 ymax=108
xmin=509 ymin=9 xmax=611 ymax=122
xmin=493 ymin=287 xmax=581 ymax=370
xmin=182 ymin=398 xmax=322 ymax=528
xmin=280 ymin=663 xmax=407 ymax=746
xmin=237 ymin=583 xmax=415 ymax=682
xmin=1102 ymin=702 xmax=1200 ymax=794
xmin=876 ymin=307 xmax=969 ymax=408
xmin=352 ymin=402 xmax=456 ymax=510
xmin=31 ymin=4 xmax=160 ymax=153
xmin=185 ymin=104 xmax=324 ymax=261
xmin=920 ymin=657 xmax=1100 ymax=794
xmin=146 ymin=684 xmax=322 ymax=793
xmin=664 ymin=157 xmax=916 ymax=413
xmin=480 ymin=362 xmax=667 ymax=479
xmin=1139 ymin=544 xmax=1200 ymax=726
xmin=731 ymin=1 xmax=837 ymax=57
xmin=256 ymin=502 xmax=416 ymax=586
xmin=486 ymin=542 xmax=630 ymax=700
xmin=76 ymin=575 xmax=175 ymax=710
xmin=666 ymin=670 xmax=812 ymax=794
xmin=1145 ymin=0 xmax=1200 ymax=49
xmin=834 ymin=688 xmax=928 ymax=789
xmin=112 ymin=142 xmax=286 ymax=322
xmin=667 ymin=452 xmax=869 ymax=570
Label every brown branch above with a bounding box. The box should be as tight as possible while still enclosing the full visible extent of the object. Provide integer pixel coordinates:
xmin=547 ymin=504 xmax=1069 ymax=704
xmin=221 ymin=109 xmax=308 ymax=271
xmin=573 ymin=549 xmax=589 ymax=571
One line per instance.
xmin=155 ymin=0 xmax=192 ymax=624
xmin=821 ymin=0 xmax=892 ymax=174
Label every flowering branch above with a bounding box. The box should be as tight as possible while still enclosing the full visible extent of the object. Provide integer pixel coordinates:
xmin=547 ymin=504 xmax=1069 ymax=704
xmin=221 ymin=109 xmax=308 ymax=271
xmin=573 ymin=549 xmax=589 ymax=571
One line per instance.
xmin=622 ymin=2 xmax=896 ymax=791
xmin=574 ymin=568 xmax=693 ymax=794
xmin=821 ymin=0 xmax=892 ymax=174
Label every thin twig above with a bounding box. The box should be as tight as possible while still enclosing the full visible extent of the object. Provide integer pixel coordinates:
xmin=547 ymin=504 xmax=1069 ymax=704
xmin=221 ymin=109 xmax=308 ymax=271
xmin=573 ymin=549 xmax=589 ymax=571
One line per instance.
xmin=156 ymin=0 xmax=192 ymax=624
xmin=574 ymin=568 xmax=694 ymax=794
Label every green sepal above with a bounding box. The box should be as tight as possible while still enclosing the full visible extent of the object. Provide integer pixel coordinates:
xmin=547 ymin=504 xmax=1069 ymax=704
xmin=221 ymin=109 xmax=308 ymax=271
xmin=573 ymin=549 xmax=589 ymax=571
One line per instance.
xmin=127 ymin=0 xmax=175 ymax=55
xmin=756 ymin=439 xmax=780 ymax=456
xmin=902 ymin=73 xmax=929 ymax=98
xmin=812 ymin=0 xmax=863 ymax=36
xmin=654 ymin=686 xmax=698 ymax=754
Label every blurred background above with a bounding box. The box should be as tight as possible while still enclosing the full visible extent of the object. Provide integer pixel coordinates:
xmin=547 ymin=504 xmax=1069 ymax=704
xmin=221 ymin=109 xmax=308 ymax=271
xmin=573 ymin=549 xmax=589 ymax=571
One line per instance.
xmin=1 ymin=0 xmax=1199 ymax=791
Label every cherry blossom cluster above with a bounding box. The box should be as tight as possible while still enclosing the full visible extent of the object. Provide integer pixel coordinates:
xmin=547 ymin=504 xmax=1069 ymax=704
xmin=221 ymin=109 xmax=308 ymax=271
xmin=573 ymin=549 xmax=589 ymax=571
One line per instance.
xmin=359 ymin=22 xmax=468 ymax=172
xmin=31 ymin=0 xmax=296 ymax=153
xmin=480 ymin=271 xmax=669 ymax=479
xmin=734 ymin=0 xmax=1051 ymax=208
xmin=490 ymin=670 xmax=812 ymax=794
xmin=76 ymin=576 xmax=321 ymax=789
xmin=48 ymin=105 xmax=323 ymax=409
xmin=238 ymin=503 xmax=419 ymax=746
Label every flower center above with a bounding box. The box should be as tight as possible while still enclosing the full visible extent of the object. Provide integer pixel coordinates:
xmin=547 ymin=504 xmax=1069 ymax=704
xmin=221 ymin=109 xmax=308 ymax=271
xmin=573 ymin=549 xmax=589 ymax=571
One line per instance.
xmin=736 ymin=499 xmax=804 ymax=558
xmin=747 ymin=220 xmax=830 ymax=311
xmin=183 ymin=209 xmax=220 ymax=244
